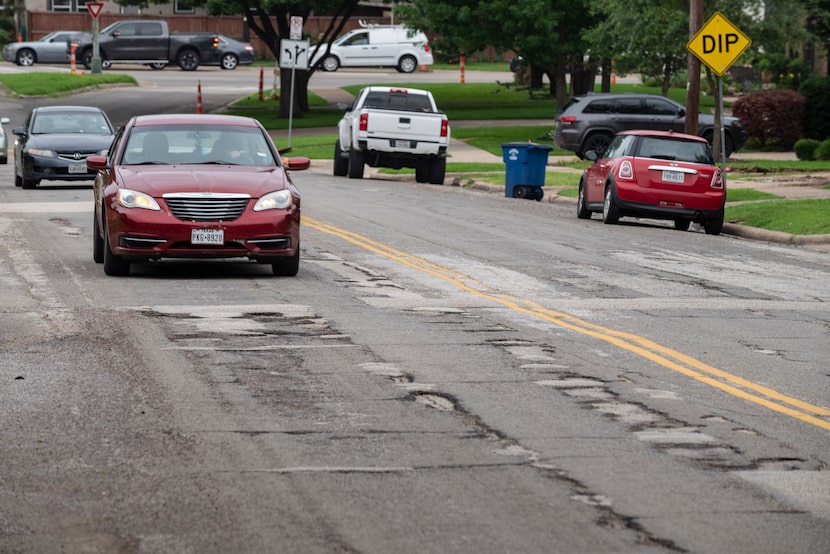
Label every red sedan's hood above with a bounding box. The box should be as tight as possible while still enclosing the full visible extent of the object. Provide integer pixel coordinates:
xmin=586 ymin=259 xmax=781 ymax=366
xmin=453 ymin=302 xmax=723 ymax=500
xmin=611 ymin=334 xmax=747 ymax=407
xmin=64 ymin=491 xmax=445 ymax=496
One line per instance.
xmin=113 ymin=166 xmax=288 ymax=197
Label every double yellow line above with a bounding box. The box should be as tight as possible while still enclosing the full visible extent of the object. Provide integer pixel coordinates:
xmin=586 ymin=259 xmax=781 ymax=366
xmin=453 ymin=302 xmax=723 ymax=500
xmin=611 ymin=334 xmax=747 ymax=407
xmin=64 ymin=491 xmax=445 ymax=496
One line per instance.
xmin=304 ymin=217 xmax=830 ymax=431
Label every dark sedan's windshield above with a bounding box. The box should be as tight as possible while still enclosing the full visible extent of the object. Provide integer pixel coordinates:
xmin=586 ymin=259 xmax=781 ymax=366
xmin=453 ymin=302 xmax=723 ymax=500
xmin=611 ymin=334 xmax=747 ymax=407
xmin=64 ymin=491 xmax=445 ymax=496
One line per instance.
xmin=122 ymin=125 xmax=278 ymax=166
xmin=32 ymin=111 xmax=112 ymax=135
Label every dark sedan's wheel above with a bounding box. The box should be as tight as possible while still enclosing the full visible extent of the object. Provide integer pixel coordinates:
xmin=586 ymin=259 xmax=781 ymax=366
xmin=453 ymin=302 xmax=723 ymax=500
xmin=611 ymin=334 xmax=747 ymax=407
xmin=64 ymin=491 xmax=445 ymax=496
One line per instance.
xmin=347 ymin=148 xmax=364 ymax=179
xmin=428 ymin=157 xmax=446 ymax=185
xmin=220 ymin=53 xmax=239 ymax=70
xmin=178 ymin=49 xmax=200 ymax=71
xmin=582 ymin=133 xmax=613 ymax=158
xmin=674 ymin=219 xmax=691 ymax=231
xmin=92 ymin=212 xmax=104 ymax=263
xmin=81 ymin=49 xmax=93 ymax=70
xmin=16 ymin=48 xmax=35 ymax=67
xmin=333 ymin=140 xmax=348 ymax=176
xmin=397 ymin=55 xmax=417 ymax=73
xmin=703 ymin=209 xmax=724 ymax=236
xmin=602 ymin=185 xmax=620 ymax=224
xmin=321 ymin=55 xmax=340 ymax=72
xmin=272 ymin=247 xmax=300 ymax=277
xmin=21 ymin=177 xmax=39 ymax=189
xmin=103 ymin=220 xmax=130 ymax=276
xmin=577 ymin=182 xmax=592 ymax=219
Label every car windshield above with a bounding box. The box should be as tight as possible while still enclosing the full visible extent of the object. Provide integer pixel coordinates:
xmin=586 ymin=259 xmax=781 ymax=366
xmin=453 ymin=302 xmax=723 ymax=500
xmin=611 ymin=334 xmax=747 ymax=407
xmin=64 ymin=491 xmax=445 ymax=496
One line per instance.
xmin=121 ymin=124 xmax=278 ymax=166
xmin=32 ymin=111 xmax=111 ymax=135
xmin=637 ymin=137 xmax=713 ymax=164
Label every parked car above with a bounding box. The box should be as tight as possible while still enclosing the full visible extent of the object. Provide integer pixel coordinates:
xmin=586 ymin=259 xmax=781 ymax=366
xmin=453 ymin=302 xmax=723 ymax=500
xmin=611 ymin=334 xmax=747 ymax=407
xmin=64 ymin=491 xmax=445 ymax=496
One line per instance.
xmin=553 ymin=92 xmax=747 ymax=159
xmin=0 ymin=115 xmax=10 ymax=164
xmin=142 ymin=34 xmax=254 ymax=70
xmin=312 ymin=25 xmax=433 ymax=73
xmin=2 ymin=30 xmax=78 ymax=66
xmin=577 ymin=129 xmax=725 ymax=235
xmin=87 ymin=113 xmax=310 ymax=277
xmin=13 ymin=105 xmax=114 ymax=188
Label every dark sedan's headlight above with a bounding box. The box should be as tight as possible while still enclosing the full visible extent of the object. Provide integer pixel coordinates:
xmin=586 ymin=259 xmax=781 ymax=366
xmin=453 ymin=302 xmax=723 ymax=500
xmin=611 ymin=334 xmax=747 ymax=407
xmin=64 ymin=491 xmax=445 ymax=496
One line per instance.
xmin=26 ymin=147 xmax=56 ymax=157
xmin=253 ymin=190 xmax=293 ymax=211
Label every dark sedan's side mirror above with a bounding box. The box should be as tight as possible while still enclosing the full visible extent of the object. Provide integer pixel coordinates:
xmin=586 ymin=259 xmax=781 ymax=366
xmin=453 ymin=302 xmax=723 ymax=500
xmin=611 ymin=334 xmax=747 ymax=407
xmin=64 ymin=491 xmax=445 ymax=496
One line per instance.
xmin=12 ymin=127 xmax=27 ymax=137
xmin=585 ymin=150 xmax=599 ymax=162
xmin=677 ymin=108 xmax=686 ymax=117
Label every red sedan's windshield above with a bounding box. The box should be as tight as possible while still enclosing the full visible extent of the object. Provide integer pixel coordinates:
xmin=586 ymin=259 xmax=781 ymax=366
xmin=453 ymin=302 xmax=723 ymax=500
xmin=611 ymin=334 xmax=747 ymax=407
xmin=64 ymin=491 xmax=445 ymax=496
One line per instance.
xmin=121 ymin=125 xmax=278 ymax=166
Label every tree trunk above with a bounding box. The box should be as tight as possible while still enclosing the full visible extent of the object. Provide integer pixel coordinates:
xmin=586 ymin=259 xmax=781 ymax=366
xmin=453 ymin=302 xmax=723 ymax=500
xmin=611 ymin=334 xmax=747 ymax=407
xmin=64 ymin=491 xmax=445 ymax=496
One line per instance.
xmin=278 ymin=70 xmax=309 ymax=118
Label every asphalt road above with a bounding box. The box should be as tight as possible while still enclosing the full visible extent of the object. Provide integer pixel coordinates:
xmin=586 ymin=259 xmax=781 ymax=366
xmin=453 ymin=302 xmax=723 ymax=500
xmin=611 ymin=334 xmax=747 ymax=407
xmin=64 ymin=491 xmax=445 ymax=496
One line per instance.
xmin=0 ymin=65 xmax=828 ymax=553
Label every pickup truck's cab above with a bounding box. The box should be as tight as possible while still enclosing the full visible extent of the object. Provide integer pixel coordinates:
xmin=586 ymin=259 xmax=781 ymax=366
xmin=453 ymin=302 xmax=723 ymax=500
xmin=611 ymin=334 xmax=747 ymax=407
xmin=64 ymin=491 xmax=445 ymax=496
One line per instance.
xmin=72 ymin=19 xmax=217 ymax=71
xmin=335 ymin=86 xmax=450 ymax=184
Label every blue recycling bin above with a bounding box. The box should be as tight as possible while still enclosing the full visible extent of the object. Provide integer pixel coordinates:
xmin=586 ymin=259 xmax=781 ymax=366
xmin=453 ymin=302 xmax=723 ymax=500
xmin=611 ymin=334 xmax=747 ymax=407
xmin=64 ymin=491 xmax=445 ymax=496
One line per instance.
xmin=501 ymin=142 xmax=553 ymax=200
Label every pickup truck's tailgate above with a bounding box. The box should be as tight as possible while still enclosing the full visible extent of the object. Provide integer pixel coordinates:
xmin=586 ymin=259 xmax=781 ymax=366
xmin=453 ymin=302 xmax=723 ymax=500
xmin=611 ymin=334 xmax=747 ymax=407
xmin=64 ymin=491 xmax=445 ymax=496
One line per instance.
xmin=361 ymin=110 xmax=447 ymax=146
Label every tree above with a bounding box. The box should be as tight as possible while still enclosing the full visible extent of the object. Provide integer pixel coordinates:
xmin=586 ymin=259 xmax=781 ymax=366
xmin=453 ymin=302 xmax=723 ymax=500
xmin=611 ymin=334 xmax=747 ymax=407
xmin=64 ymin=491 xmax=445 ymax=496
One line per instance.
xmin=115 ymin=0 xmax=362 ymax=118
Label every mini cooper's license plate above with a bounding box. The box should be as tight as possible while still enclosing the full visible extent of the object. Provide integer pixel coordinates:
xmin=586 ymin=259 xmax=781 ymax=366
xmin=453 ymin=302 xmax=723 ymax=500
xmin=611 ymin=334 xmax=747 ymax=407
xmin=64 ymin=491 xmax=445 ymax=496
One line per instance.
xmin=662 ymin=170 xmax=684 ymax=183
xmin=68 ymin=163 xmax=87 ymax=174
xmin=191 ymin=229 xmax=224 ymax=245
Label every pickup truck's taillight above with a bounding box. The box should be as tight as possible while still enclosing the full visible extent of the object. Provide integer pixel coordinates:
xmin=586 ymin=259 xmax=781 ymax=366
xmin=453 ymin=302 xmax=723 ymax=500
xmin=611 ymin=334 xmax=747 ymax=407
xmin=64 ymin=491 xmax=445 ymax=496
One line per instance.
xmin=440 ymin=119 xmax=448 ymax=137
xmin=359 ymin=113 xmax=369 ymax=131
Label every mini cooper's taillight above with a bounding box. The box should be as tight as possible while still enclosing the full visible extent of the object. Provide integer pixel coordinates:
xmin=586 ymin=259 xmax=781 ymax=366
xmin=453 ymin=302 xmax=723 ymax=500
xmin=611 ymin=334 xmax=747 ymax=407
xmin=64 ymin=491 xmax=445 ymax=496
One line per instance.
xmin=617 ymin=159 xmax=634 ymax=181
xmin=710 ymin=169 xmax=724 ymax=189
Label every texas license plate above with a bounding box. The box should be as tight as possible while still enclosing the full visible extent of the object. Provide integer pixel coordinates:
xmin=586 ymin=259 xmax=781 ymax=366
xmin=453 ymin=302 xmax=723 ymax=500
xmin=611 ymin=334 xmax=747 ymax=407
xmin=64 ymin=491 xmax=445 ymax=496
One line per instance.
xmin=68 ymin=163 xmax=87 ymax=174
xmin=393 ymin=140 xmax=412 ymax=148
xmin=191 ymin=229 xmax=224 ymax=245
xmin=662 ymin=170 xmax=684 ymax=183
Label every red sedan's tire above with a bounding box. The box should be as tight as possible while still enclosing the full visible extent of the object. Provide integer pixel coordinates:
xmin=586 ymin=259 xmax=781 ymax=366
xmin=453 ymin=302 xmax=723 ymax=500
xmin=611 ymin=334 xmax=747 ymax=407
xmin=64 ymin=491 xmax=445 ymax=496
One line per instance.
xmin=272 ymin=247 xmax=300 ymax=277
xmin=93 ymin=212 xmax=104 ymax=263
xmin=102 ymin=219 xmax=130 ymax=276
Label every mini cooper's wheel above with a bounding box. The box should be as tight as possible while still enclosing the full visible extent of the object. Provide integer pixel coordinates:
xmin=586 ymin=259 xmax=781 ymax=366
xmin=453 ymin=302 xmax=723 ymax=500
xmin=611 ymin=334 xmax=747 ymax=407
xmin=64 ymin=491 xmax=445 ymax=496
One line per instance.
xmin=178 ymin=49 xmax=200 ymax=71
xmin=674 ymin=219 xmax=691 ymax=231
xmin=92 ymin=212 xmax=104 ymax=263
xmin=333 ymin=140 xmax=349 ymax=176
xmin=703 ymin=209 xmax=724 ymax=235
xmin=602 ymin=185 xmax=620 ymax=224
xmin=102 ymin=220 xmax=130 ymax=276
xmin=220 ymin=53 xmax=239 ymax=70
xmin=321 ymin=55 xmax=340 ymax=72
xmin=577 ymin=182 xmax=592 ymax=219
xmin=16 ymin=48 xmax=35 ymax=67
xmin=397 ymin=55 xmax=417 ymax=73
xmin=272 ymin=247 xmax=300 ymax=277
xmin=347 ymin=148 xmax=364 ymax=179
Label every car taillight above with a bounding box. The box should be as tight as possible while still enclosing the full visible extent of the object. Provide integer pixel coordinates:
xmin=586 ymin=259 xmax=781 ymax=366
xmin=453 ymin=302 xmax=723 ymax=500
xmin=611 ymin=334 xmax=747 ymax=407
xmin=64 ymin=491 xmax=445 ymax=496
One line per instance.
xmin=440 ymin=119 xmax=448 ymax=137
xmin=618 ymin=159 xmax=634 ymax=181
xmin=558 ymin=116 xmax=577 ymax=125
xmin=424 ymin=44 xmax=431 ymax=52
xmin=359 ymin=113 xmax=368 ymax=131
xmin=710 ymin=169 xmax=724 ymax=189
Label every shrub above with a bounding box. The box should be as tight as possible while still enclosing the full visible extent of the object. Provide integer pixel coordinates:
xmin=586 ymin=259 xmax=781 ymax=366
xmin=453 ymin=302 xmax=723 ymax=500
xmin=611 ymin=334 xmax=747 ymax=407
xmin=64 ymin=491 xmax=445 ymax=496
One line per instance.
xmin=815 ymin=139 xmax=830 ymax=160
xmin=794 ymin=139 xmax=821 ymax=160
xmin=799 ymin=76 xmax=830 ymax=140
xmin=731 ymin=89 xmax=805 ymax=148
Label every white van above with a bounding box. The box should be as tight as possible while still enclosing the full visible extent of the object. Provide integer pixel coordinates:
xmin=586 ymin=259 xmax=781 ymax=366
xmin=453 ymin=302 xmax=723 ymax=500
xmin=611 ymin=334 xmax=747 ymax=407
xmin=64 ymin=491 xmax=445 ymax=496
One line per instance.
xmin=312 ymin=25 xmax=434 ymax=73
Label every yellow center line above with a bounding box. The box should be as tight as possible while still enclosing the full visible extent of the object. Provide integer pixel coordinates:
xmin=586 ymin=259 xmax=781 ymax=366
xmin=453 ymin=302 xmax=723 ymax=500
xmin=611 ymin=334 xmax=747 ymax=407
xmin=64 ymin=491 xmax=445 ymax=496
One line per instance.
xmin=304 ymin=217 xmax=830 ymax=430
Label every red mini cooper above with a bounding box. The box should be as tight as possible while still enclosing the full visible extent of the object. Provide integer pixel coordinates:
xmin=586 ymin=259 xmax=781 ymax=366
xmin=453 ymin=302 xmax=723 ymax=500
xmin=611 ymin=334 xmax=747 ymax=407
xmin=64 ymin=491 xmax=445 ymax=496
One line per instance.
xmin=577 ymin=130 xmax=725 ymax=235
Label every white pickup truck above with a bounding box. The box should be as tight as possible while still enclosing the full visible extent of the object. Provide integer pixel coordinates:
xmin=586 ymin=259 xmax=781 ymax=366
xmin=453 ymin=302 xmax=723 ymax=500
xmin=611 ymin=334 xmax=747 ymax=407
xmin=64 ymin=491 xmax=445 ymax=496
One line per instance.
xmin=334 ymin=86 xmax=450 ymax=184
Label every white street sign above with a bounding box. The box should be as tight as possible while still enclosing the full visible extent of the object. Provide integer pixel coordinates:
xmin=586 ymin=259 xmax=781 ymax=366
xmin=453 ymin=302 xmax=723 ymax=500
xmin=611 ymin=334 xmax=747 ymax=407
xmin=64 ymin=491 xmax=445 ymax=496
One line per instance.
xmin=279 ymin=39 xmax=309 ymax=70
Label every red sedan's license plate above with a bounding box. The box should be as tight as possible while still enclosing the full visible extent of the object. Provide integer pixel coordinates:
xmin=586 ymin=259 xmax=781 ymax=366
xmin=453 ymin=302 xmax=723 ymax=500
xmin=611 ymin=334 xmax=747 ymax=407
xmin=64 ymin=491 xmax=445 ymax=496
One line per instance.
xmin=68 ymin=163 xmax=87 ymax=174
xmin=191 ymin=229 xmax=224 ymax=245
xmin=662 ymin=170 xmax=685 ymax=183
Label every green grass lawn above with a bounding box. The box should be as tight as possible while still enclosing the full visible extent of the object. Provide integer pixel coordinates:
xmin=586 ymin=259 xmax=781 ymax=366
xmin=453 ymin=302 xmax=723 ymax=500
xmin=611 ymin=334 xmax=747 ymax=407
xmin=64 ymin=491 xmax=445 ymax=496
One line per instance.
xmin=0 ymin=72 xmax=136 ymax=96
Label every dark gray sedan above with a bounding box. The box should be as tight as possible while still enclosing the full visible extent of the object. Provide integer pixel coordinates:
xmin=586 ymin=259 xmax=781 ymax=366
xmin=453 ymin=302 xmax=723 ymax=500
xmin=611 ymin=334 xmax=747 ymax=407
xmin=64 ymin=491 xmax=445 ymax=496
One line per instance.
xmin=2 ymin=31 xmax=79 ymax=66
xmin=13 ymin=105 xmax=114 ymax=189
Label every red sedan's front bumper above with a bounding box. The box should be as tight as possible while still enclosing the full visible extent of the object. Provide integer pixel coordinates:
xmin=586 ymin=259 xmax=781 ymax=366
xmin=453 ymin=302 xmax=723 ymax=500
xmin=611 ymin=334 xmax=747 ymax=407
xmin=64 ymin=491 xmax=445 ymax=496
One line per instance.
xmin=105 ymin=200 xmax=300 ymax=263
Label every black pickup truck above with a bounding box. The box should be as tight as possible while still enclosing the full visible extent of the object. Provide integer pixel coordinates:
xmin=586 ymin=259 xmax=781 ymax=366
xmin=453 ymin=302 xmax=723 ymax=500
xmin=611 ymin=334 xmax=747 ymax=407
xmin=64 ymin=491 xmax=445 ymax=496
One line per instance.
xmin=72 ymin=19 xmax=235 ymax=71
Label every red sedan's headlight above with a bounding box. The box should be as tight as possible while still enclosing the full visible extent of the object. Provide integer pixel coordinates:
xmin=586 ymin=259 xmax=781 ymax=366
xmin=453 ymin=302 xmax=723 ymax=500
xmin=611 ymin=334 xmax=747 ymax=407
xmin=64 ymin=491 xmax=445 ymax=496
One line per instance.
xmin=253 ymin=189 xmax=293 ymax=211
xmin=117 ymin=188 xmax=161 ymax=210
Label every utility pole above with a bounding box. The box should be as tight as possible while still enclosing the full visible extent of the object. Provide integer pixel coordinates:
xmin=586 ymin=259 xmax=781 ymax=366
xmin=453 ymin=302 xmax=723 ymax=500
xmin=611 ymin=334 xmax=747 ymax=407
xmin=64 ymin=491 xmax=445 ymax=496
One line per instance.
xmin=685 ymin=0 xmax=703 ymax=135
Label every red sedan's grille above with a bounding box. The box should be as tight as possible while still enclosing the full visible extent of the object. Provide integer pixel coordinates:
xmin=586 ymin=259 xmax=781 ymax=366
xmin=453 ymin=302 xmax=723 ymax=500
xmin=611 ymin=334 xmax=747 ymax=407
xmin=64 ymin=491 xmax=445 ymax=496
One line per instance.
xmin=163 ymin=193 xmax=250 ymax=222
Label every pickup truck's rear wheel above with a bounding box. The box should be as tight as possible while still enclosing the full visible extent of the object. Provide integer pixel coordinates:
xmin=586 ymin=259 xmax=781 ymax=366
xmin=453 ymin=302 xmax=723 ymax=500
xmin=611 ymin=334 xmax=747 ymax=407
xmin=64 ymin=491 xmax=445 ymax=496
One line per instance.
xmin=428 ymin=157 xmax=446 ymax=184
xmin=178 ymin=49 xmax=200 ymax=71
xmin=333 ymin=140 xmax=348 ymax=176
xmin=321 ymin=55 xmax=340 ymax=72
xmin=415 ymin=160 xmax=429 ymax=183
xmin=397 ymin=55 xmax=418 ymax=73
xmin=220 ymin=53 xmax=239 ymax=70
xmin=347 ymin=149 xmax=364 ymax=179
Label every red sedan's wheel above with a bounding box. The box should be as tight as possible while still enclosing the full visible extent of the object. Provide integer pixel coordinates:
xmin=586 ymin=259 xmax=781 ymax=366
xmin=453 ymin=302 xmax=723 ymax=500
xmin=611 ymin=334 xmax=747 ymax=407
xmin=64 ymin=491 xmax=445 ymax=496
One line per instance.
xmin=103 ymin=219 xmax=130 ymax=276
xmin=272 ymin=247 xmax=300 ymax=277
xmin=93 ymin=212 xmax=104 ymax=263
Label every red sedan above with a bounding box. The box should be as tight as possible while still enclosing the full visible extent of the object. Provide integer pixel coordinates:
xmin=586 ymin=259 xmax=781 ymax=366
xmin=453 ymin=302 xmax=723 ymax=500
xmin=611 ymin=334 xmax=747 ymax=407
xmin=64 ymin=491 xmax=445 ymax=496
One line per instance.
xmin=88 ymin=114 xmax=310 ymax=276
xmin=577 ymin=130 xmax=725 ymax=235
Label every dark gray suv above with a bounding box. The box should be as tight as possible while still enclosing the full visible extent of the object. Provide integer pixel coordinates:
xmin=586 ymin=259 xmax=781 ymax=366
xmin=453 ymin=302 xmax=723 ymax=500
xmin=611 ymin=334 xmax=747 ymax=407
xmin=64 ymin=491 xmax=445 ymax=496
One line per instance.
xmin=553 ymin=93 xmax=747 ymax=159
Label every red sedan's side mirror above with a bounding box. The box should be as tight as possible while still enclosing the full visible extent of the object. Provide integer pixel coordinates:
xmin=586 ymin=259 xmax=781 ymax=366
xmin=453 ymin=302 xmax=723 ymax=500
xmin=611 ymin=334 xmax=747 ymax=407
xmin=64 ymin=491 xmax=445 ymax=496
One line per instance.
xmin=86 ymin=154 xmax=109 ymax=171
xmin=283 ymin=156 xmax=311 ymax=171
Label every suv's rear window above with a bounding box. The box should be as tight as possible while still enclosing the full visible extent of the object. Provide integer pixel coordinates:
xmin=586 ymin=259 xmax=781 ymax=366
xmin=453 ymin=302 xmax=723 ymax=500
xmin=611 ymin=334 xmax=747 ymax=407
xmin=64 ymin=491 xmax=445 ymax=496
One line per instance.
xmin=582 ymin=99 xmax=614 ymax=114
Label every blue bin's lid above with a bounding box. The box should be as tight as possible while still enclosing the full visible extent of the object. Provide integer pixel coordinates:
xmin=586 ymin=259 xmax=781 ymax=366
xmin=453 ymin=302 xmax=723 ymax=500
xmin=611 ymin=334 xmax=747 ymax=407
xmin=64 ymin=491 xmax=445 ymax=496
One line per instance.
xmin=500 ymin=142 xmax=553 ymax=151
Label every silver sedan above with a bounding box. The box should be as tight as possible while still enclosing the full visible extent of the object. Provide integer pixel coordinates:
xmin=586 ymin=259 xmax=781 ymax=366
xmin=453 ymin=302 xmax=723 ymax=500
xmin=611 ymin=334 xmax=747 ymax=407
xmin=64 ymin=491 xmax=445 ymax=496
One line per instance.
xmin=2 ymin=31 xmax=79 ymax=66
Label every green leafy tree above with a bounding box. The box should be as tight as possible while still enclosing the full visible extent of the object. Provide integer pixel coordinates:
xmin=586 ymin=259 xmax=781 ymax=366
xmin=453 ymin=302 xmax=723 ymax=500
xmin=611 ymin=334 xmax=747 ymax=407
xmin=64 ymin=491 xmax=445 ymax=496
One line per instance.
xmin=114 ymin=0 xmax=362 ymax=117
